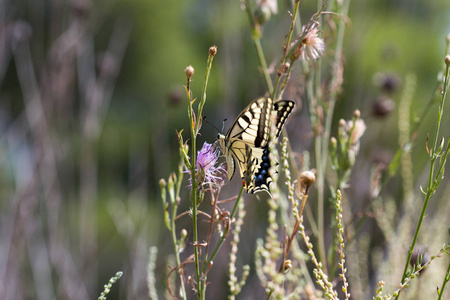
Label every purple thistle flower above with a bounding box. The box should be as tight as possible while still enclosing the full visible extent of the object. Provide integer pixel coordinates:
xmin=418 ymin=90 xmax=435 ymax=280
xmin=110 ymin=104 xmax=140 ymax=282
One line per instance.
xmin=187 ymin=142 xmax=226 ymax=190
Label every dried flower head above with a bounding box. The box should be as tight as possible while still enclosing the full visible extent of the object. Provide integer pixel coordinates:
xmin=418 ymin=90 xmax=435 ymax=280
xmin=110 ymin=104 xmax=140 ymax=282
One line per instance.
xmin=372 ymin=96 xmax=395 ymax=117
xmin=349 ymin=119 xmax=366 ymax=146
xmin=344 ymin=118 xmax=366 ymax=168
xmin=186 ymin=142 xmax=226 ymax=190
xmin=291 ymin=23 xmax=325 ymax=61
xmin=373 ymin=72 xmax=402 ymax=94
xmin=301 ymin=26 xmax=325 ymax=60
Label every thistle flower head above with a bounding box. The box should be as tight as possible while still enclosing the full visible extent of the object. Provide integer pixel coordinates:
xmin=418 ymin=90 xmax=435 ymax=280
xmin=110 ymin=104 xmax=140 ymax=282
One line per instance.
xmin=186 ymin=142 xmax=226 ymax=190
xmin=292 ymin=24 xmax=325 ymax=61
xmin=303 ymin=27 xmax=324 ymax=59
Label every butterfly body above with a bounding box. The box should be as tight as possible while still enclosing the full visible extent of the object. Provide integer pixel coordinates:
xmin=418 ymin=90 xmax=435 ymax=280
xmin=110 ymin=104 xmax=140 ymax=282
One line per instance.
xmin=217 ymin=97 xmax=294 ymax=194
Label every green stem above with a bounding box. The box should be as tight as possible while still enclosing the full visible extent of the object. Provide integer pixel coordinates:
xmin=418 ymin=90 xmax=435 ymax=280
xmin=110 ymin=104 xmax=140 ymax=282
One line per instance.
xmin=186 ymin=48 xmax=217 ymax=300
xmin=243 ymin=0 xmax=274 ymax=94
xmin=171 ymin=162 xmax=187 ymax=300
xmin=199 ymin=187 xmax=245 ymax=299
xmin=202 ymin=186 xmax=245 ymax=272
xmin=271 ymin=0 xmax=301 ymax=100
xmin=438 ymin=259 xmax=450 ymax=300
xmin=198 ymin=51 xmax=215 ymax=124
xmin=254 ymin=37 xmax=274 ymax=94
xmin=170 ymin=204 xmax=187 ymax=300
xmin=396 ymin=60 xmax=450 ymax=300
xmin=317 ymin=0 xmax=350 ymax=274
xmin=285 ymin=1 xmax=328 ymax=60
xmin=187 ymin=83 xmax=202 ymax=298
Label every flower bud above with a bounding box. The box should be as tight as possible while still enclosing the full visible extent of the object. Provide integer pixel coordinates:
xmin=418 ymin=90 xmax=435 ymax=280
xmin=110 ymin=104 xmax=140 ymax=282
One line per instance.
xmin=445 ymin=55 xmax=450 ymax=66
xmin=283 ymin=259 xmax=292 ymax=273
xmin=254 ymin=3 xmax=272 ymax=24
xmin=330 ymin=137 xmax=337 ymax=150
xmin=209 ymin=46 xmax=217 ymax=57
xmin=299 ymin=171 xmax=316 ymax=192
xmin=353 ymin=109 xmax=360 ymax=119
xmin=180 ymin=229 xmax=188 ymax=240
xmin=159 ymin=178 xmax=167 ymax=188
xmin=185 ymin=65 xmax=194 ymax=78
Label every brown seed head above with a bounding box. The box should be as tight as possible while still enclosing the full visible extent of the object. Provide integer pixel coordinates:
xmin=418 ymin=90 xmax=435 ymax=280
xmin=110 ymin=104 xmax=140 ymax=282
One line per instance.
xmin=299 ymin=171 xmax=316 ymax=191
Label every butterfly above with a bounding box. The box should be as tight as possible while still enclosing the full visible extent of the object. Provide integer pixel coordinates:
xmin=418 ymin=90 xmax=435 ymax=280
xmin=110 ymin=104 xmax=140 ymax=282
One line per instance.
xmin=217 ymin=97 xmax=295 ymax=194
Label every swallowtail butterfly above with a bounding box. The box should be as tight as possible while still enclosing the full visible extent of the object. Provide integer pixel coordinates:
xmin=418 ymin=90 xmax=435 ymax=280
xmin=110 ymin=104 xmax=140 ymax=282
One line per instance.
xmin=217 ymin=97 xmax=295 ymax=194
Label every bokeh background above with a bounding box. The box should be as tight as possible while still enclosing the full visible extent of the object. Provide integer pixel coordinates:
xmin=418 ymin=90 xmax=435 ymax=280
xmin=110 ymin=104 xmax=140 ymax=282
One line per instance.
xmin=1 ymin=0 xmax=450 ymax=299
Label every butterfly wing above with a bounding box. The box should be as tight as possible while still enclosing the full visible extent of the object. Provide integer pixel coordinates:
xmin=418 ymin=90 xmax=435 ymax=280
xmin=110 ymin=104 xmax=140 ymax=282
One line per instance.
xmin=240 ymin=100 xmax=294 ymax=193
xmin=218 ymin=97 xmax=295 ymax=194
xmin=273 ymin=100 xmax=295 ymax=137
xmin=241 ymin=146 xmax=272 ymax=194
xmin=226 ymin=97 xmax=273 ymax=148
xmin=218 ymin=97 xmax=272 ymax=180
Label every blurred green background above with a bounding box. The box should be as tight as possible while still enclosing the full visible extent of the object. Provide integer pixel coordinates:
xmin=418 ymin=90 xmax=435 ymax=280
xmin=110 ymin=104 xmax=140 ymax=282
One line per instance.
xmin=1 ymin=0 xmax=449 ymax=299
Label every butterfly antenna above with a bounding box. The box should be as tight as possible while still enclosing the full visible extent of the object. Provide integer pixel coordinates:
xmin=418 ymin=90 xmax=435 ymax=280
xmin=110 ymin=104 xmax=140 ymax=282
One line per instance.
xmin=221 ymin=119 xmax=227 ymax=133
xmin=203 ymin=116 xmax=222 ymax=133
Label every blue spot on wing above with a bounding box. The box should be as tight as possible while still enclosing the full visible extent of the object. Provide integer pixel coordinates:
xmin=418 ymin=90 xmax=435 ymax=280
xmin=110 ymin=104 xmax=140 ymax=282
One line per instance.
xmin=252 ymin=148 xmax=271 ymax=193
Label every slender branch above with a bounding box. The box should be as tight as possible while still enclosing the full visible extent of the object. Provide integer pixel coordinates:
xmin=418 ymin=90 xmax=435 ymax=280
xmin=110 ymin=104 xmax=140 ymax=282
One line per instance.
xmin=202 ymin=186 xmax=245 ymax=272
xmin=438 ymin=258 xmax=450 ymax=300
xmin=396 ymin=57 xmax=450 ymax=299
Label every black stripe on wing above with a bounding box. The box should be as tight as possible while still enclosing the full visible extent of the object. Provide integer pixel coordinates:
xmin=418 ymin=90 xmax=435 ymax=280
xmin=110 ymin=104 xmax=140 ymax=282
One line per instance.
xmin=273 ymin=100 xmax=295 ymax=138
xmin=225 ymin=97 xmax=273 ymax=148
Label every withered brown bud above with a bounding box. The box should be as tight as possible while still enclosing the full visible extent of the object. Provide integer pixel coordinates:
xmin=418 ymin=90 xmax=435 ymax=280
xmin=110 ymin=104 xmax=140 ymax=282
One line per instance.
xmin=372 ymin=96 xmax=395 ymax=118
xmin=299 ymin=171 xmax=316 ymax=192
xmin=374 ymin=72 xmax=401 ymax=94
xmin=209 ymin=46 xmax=217 ymax=57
